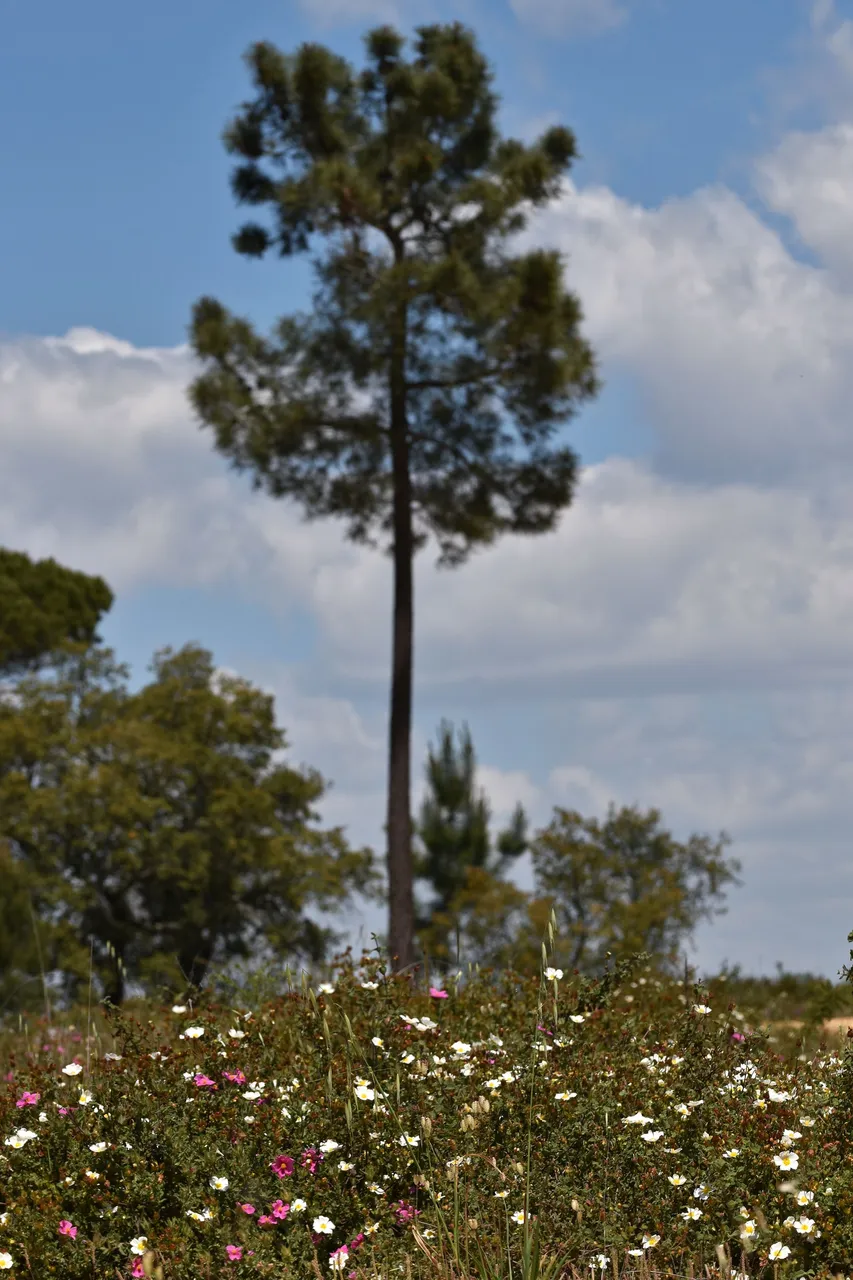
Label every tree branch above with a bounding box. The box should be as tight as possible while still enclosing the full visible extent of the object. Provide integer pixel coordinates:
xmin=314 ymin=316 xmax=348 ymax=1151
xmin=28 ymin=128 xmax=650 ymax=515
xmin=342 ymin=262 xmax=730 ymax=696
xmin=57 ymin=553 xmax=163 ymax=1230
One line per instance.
xmin=405 ymin=364 xmax=504 ymax=393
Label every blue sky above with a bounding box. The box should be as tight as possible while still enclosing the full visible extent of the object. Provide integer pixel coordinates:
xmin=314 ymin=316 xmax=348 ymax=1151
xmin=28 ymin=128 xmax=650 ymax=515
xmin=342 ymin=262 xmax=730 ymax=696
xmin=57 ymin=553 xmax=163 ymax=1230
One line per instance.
xmin=3 ymin=0 xmax=853 ymax=978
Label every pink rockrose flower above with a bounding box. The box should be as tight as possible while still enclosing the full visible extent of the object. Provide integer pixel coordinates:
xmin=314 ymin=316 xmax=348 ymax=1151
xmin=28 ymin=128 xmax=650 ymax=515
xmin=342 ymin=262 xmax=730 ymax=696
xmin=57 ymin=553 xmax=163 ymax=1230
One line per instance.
xmin=429 ymin=987 xmax=448 ymax=998
xmin=270 ymin=1153 xmax=295 ymax=1178
xmin=193 ymin=1073 xmax=217 ymax=1088
xmin=238 ymin=1203 xmax=255 ymax=1215
xmin=226 ymin=1244 xmax=243 ymax=1261
xmin=300 ymin=1146 xmax=323 ymax=1174
xmin=16 ymin=1091 xmax=40 ymax=1107
xmin=58 ymin=1219 xmax=77 ymax=1238
xmin=271 ymin=1200 xmax=289 ymax=1219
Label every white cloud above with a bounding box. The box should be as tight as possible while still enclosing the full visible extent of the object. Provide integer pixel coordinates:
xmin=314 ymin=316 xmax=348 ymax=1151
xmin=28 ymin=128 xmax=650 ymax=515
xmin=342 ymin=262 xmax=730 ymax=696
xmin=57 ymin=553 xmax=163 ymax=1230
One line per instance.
xmin=755 ymin=123 xmax=853 ymax=278
xmin=524 ymin=179 xmax=853 ymax=488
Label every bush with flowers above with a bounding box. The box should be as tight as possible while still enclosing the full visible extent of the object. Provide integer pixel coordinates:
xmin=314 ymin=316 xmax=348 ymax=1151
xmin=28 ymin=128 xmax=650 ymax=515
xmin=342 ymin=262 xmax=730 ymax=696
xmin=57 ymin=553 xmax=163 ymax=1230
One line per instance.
xmin=1 ymin=927 xmax=853 ymax=1279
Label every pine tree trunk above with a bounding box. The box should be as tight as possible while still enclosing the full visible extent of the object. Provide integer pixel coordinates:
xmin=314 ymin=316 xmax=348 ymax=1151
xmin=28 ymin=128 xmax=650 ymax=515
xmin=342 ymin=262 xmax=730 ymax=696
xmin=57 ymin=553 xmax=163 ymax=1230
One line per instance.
xmin=386 ymin=294 xmax=416 ymax=975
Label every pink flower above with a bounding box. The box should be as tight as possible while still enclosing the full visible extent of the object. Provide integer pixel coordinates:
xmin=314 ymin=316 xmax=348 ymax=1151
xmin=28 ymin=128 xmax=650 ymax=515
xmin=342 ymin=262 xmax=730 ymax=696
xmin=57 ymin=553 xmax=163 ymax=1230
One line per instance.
xmin=270 ymin=1154 xmax=295 ymax=1178
xmin=394 ymin=1200 xmax=420 ymax=1223
xmin=238 ymin=1203 xmax=255 ymax=1215
xmin=131 ymin=1260 xmax=145 ymax=1278
xmin=349 ymin=1232 xmax=365 ymax=1251
xmin=300 ymin=1146 xmax=323 ymax=1174
xmin=731 ymin=1031 xmax=745 ymax=1042
xmin=58 ymin=1219 xmax=77 ymax=1238
xmin=270 ymin=1200 xmax=289 ymax=1220
xmin=16 ymin=1091 xmax=40 ymax=1107
xmin=193 ymin=1073 xmax=217 ymax=1088
xmin=258 ymin=1215 xmax=276 ymax=1226
xmin=429 ymin=987 xmax=448 ymax=998
xmin=223 ymin=1069 xmax=247 ymax=1084
xmin=226 ymin=1244 xmax=243 ymax=1261
xmin=331 ymin=1246 xmax=350 ymax=1267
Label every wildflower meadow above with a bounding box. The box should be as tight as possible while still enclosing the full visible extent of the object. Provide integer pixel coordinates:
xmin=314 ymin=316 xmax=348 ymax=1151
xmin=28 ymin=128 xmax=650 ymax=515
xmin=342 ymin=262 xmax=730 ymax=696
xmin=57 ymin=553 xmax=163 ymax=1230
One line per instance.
xmin=2 ymin=928 xmax=853 ymax=1280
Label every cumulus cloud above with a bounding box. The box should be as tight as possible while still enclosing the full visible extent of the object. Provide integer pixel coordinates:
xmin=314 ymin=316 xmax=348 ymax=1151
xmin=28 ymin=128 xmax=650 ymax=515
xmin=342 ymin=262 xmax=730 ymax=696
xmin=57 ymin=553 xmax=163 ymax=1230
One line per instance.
xmin=523 ymin=181 xmax=853 ymax=489
xmin=755 ymin=123 xmax=853 ymax=279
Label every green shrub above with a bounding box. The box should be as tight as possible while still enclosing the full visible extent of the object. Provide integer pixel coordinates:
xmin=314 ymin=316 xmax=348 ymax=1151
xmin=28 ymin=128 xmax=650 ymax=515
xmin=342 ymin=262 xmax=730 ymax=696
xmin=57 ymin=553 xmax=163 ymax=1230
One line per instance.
xmin=0 ymin=947 xmax=851 ymax=1278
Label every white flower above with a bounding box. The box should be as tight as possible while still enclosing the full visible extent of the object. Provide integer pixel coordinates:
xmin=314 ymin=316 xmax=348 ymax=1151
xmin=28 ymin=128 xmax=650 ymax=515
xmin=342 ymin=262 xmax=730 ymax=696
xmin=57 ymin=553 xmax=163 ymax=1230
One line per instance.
xmin=740 ymin=1220 xmax=757 ymax=1239
xmin=667 ymin=1174 xmax=687 ymax=1186
xmin=590 ymin=1255 xmax=610 ymax=1269
xmin=210 ymin=1175 xmax=229 ymax=1191
xmin=291 ymin=1199 xmax=307 ymax=1213
xmin=186 ymin=1209 xmax=213 ymax=1222
xmin=800 ymin=1115 xmax=816 ymax=1127
xmin=4 ymin=1128 xmax=37 ymax=1149
xmin=130 ymin=1237 xmax=148 ymax=1255
xmin=693 ymin=1185 xmax=709 ymax=1201
xmin=570 ymin=1014 xmax=586 ymax=1024
xmin=773 ymin=1152 xmax=799 ymax=1170
xmin=313 ymin=1215 xmax=335 ymax=1235
xmin=769 ymin=1243 xmax=791 ymax=1260
xmin=78 ymin=1091 xmax=93 ymax=1106
xmin=511 ymin=1210 xmax=528 ymax=1225
xmin=722 ymin=1148 xmax=740 ymax=1158
xmin=682 ymin=1208 xmax=703 ymax=1221
xmin=693 ymin=1004 xmax=712 ymax=1014
xmin=399 ymin=1133 xmax=420 ymax=1147
xmin=228 ymin=1029 xmax=246 ymax=1040
xmin=793 ymin=1216 xmax=816 ymax=1236
xmin=623 ymin=1112 xmax=654 ymax=1126
xmin=642 ymin=1234 xmax=660 ymax=1250
xmin=171 ymin=1004 xmax=187 ymax=1013
xmin=767 ymin=1089 xmax=792 ymax=1102
xmin=355 ymin=1084 xmax=375 ymax=1101
xmin=183 ymin=1027 xmax=204 ymax=1039
xmin=319 ymin=1140 xmax=341 ymax=1153
xmin=317 ymin=983 xmax=335 ymax=995
xmin=544 ymin=967 xmax=563 ymax=981
xmin=89 ymin=1141 xmax=108 ymax=1153
xmin=361 ymin=981 xmax=379 ymax=990
xmin=0 ymin=1253 xmax=13 ymax=1270
xmin=555 ymin=1091 xmax=578 ymax=1101
xmin=451 ymin=1041 xmax=471 ymax=1056
xmin=795 ymin=1191 xmax=815 ymax=1206
xmin=641 ymin=1130 xmax=664 ymax=1143
xmin=61 ymin=1063 xmax=83 ymax=1076
xmin=371 ymin=1037 xmax=384 ymax=1048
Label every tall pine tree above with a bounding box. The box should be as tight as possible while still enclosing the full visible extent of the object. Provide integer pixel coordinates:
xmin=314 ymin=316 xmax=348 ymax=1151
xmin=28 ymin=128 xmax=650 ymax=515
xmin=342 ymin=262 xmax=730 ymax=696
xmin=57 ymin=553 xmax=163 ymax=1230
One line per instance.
xmin=414 ymin=719 xmax=527 ymax=969
xmin=188 ymin=22 xmax=599 ymax=970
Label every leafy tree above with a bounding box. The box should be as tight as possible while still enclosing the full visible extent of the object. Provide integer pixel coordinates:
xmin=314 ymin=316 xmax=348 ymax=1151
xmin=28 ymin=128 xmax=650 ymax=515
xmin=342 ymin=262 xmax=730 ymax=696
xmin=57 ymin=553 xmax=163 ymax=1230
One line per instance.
xmin=0 ymin=547 xmax=113 ymax=680
xmin=187 ymin=21 xmax=600 ymax=971
xmin=413 ymin=718 xmax=527 ymax=968
xmin=522 ymin=802 xmax=740 ymax=973
xmin=0 ymin=641 xmax=381 ymax=1006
